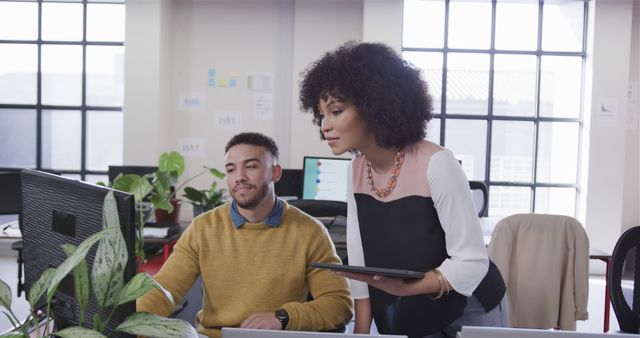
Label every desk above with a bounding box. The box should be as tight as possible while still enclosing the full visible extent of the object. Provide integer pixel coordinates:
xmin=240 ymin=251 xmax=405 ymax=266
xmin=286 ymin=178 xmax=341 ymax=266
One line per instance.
xmin=480 ymin=217 xmax=612 ymax=332
xmin=139 ymin=222 xmax=188 ymax=275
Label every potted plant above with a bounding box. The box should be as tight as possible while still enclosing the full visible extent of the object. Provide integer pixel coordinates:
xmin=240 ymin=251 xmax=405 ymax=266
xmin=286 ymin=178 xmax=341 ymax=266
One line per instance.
xmin=182 ymin=168 xmax=227 ymax=217
xmin=149 ymin=151 xmax=186 ymax=224
xmin=0 ymin=190 xmax=197 ymax=338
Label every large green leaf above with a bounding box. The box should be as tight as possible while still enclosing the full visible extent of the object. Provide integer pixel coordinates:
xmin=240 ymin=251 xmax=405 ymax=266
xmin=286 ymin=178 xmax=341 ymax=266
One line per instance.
xmin=112 ymin=174 xmax=153 ymax=204
xmin=115 ymin=312 xmax=198 ymax=338
xmin=0 ymin=332 xmax=26 ymax=338
xmin=92 ymin=191 xmax=127 ymax=308
xmin=208 ymin=167 xmax=225 ymax=179
xmin=0 ymin=279 xmax=11 ymax=310
xmin=158 ymin=151 xmax=185 ymax=177
xmin=47 ymin=230 xmax=112 ymax=304
xmin=182 ymin=187 xmax=204 ymax=203
xmin=115 ymin=273 xmax=172 ymax=306
xmin=53 ymin=326 xmax=108 ymax=338
xmin=27 ymin=267 xmax=55 ymax=308
xmin=61 ymin=244 xmax=89 ymax=326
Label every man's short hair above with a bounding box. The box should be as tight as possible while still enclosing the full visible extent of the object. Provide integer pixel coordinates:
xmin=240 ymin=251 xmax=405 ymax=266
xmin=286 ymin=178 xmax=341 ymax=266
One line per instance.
xmin=224 ymin=132 xmax=279 ymax=160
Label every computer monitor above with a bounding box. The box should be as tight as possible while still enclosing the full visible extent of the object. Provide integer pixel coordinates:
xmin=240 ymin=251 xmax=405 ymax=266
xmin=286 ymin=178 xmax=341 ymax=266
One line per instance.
xmin=0 ymin=171 xmax=20 ymax=215
xmin=222 ymin=327 xmax=407 ymax=337
xmin=275 ymin=169 xmax=303 ymax=199
xmin=107 ymin=165 xmax=158 ymax=183
xmin=21 ymin=169 xmax=136 ymax=337
xmin=302 ymin=156 xmax=350 ymax=202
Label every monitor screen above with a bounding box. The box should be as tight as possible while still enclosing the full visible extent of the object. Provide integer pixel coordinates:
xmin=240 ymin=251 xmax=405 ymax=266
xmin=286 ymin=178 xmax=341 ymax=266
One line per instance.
xmin=21 ymin=169 xmax=136 ymax=337
xmin=0 ymin=171 xmax=20 ymax=215
xmin=275 ymin=169 xmax=303 ymax=200
xmin=302 ymin=157 xmax=350 ymax=202
xmin=108 ymin=165 xmax=158 ymax=183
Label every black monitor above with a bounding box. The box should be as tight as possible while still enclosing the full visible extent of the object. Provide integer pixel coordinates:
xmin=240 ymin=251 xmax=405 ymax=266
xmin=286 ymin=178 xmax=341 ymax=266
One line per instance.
xmin=302 ymin=156 xmax=350 ymax=202
xmin=274 ymin=169 xmax=303 ymax=199
xmin=0 ymin=171 xmax=21 ymax=215
xmin=108 ymin=165 xmax=158 ymax=183
xmin=21 ymin=169 xmax=136 ymax=337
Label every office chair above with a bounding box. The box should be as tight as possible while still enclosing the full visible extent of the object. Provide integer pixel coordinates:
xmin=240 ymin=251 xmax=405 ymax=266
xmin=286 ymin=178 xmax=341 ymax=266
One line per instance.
xmin=609 ymin=226 xmax=640 ymax=333
xmin=488 ymin=214 xmax=589 ymax=330
xmin=468 ymin=181 xmax=488 ymax=217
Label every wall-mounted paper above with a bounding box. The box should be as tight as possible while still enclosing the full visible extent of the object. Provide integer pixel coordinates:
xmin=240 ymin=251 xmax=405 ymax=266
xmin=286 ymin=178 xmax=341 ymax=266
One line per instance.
xmin=596 ymin=97 xmax=617 ymax=128
xmin=178 ymin=92 xmax=205 ymax=112
xmin=247 ymin=73 xmax=272 ymax=91
xmin=178 ymin=137 xmax=205 ymax=158
xmin=215 ymin=111 xmax=241 ymax=130
xmin=254 ymin=92 xmax=273 ymax=120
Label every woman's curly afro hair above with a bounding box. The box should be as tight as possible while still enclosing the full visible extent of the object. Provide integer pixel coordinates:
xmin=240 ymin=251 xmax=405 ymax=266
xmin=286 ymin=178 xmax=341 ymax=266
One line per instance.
xmin=299 ymin=41 xmax=433 ymax=149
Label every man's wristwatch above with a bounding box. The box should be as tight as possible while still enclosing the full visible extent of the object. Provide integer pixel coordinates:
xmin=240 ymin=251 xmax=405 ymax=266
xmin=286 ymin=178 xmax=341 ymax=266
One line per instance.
xmin=274 ymin=308 xmax=289 ymax=330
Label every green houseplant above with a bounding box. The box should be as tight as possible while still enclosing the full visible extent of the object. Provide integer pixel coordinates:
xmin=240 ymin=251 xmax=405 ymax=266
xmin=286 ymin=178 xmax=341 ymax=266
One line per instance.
xmin=0 ymin=190 xmax=197 ymax=338
xmin=182 ymin=168 xmax=227 ymax=217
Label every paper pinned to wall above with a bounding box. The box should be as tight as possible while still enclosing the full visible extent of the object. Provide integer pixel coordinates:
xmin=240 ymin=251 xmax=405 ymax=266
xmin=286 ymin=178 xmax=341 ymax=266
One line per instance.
xmin=247 ymin=73 xmax=272 ymax=91
xmin=178 ymin=92 xmax=205 ymax=112
xmin=178 ymin=138 xmax=205 ymax=158
xmin=596 ymin=97 xmax=618 ymax=128
xmin=254 ymin=92 xmax=273 ymax=120
xmin=215 ymin=111 xmax=241 ymax=130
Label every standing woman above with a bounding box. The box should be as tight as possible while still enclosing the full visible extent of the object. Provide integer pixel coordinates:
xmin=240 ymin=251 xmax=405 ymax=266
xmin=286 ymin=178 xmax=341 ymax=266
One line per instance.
xmin=299 ymin=42 xmax=507 ymax=338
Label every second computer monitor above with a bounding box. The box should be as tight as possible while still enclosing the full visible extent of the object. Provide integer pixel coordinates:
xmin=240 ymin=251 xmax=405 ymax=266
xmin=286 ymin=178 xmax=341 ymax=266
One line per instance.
xmin=302 ymin=156 xmax=350 ymax=202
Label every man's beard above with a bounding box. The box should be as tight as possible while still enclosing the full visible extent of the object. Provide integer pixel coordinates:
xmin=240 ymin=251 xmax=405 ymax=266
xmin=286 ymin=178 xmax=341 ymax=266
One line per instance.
xmin=234 ymin=181 xmax=270 ymax=209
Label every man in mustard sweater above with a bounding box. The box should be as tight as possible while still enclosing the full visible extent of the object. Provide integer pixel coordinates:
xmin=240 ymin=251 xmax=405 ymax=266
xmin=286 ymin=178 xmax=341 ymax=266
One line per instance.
xmin=137 ymin=132 xmax=353 ymax=337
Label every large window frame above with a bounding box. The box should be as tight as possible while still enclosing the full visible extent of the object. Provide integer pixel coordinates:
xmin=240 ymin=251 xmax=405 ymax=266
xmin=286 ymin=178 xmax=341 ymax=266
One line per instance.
xmin=0 ymin=0 xmax=124 ymax=182
xmin=402 ymin=0 xmax=588 ymax=217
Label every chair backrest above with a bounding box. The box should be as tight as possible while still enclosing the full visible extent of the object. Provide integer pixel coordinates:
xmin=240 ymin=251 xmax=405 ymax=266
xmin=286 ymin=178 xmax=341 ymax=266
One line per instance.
xmin=487 ymin=214 xmax=589 ymax=330
xmin=469 ymin=181 xmax=488 ymax=217
xmin=609 ymin=226 xmax=640 ymax=333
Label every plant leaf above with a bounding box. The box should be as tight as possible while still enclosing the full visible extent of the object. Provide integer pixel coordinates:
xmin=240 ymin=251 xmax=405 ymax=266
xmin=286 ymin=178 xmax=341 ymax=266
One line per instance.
xmin=113 ymin=174 xmax=153 ymax=204
xmin=46 ymin=229 xmax=112 ymax=304
xmin=208 ymin=167 xmax=225 ymax=179
xmin=92 ymin=191 xmax=127 ymax=308
xmin=0 ymin=278 xmax=11 ymax=310
xmin=158 ymin=151 xmax=185 ymax=177
xmin=61 ymin=244 xmax=89 ymax=326
xmin=0 ymin=332 xmax=25 ymax=338
xmin=115 ymin=312 xmax=198 ymax=338
xmin=115 ymin=273 xmax=170 ymax=306
xmin=53 ymin=326 xmax=108 ymax=338
xmin=27 ymin=267 xmax=55 ymax=308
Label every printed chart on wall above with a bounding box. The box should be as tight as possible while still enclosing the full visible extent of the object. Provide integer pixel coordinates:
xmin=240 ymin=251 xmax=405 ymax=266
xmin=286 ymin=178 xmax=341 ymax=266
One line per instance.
xmin=302 ymin=157 xmax=350 ymax=202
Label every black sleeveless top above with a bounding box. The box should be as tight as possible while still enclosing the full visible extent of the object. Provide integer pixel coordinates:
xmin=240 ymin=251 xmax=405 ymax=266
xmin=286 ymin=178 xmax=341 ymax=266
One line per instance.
xmin=355 ymin=193 xmax=505 ymax=338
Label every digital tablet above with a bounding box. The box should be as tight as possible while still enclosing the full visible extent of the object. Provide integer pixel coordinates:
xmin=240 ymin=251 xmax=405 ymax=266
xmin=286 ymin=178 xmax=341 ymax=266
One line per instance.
xmin=310 ymin=262 xmax=425 ymax=279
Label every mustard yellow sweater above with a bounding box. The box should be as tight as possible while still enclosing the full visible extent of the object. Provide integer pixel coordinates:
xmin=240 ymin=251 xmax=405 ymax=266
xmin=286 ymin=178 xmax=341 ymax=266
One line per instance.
xmin=137 ymin=202 xmax=353 ymax=338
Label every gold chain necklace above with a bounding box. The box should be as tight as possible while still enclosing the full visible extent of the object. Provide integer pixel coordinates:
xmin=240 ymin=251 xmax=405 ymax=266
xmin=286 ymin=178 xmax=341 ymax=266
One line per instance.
xmin=366 ymin=148 xmax=405 ymax=198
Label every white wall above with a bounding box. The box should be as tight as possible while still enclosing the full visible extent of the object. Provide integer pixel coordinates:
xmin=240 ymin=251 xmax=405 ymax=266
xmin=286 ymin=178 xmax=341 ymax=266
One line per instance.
xmin=124 ymin=0 xmax=640 ymax=246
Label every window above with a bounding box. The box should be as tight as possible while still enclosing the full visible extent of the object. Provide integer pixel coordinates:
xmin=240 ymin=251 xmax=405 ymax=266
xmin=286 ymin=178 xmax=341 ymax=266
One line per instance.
xmin=0 ymin=0 xmax=125 ymax=184
xmin=403 ymin=0 xmax=586 ymax=217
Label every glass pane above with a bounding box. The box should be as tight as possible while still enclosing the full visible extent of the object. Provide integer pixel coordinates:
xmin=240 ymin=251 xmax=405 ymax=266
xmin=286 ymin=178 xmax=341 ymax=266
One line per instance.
xmin=403 ymin=52 xmax=443 ymax=115
xmin=445 ymin=119 xmax=487 ymax=180
xmin=448 ymin=1 xmax=492 ymax=49
xmin=62 ymin=173 xmax=82 ymax=180
xmin=539 ymin=56 xmax=582 ymax=118
xmin=490 ymin=121 xmax=534 ymax=183
xmin=495 ymin=1 xmax=538 ymax=51
xmin=426 ymin=118 xmax=441 ymax=145
xmin=489 ymin=185 xmax=531 ymax=217
xmin=535 ymin=187 xmax=576 ymax=217
xmin=84 ymin=174 xmax=109 ymax=185
xmin=86 ymin=46 xmax=125 ymax=106
xmin=542 ymin=1 xmax=584 ymax=52
xmin=42 ymin=110 xmax=81 ymax=171
xmin=87 ymin=110 xmax=123 ymax=171
xmin=87 ymin=4 xmax=125 ymax=42
xmin=41 ymin=3 xmax=83 ymax=42
xmin=42 ymin=45 xmax=83 ymax=106
xmin=446 ymin=53 xmax=490 ymax=115
xmin=403 ymin=0 xmax=445 ymax=48
xmin=0 ymin=2 xmax=38 ymax=40
xmin=537 ymin=122 xmax=579 ymax=184
xmin=0 ymin=109 xmax=36 ymax=168
xmin=493 ymin=54 xmax=537 ymax=117
xmin=0 ymin=44 xmax=37 ymax=104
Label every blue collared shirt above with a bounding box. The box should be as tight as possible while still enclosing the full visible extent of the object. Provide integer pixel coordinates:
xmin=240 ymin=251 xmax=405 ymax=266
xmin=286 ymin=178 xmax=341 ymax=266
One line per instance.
xmin=230 ymin=199 xmax=284 ymax=228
